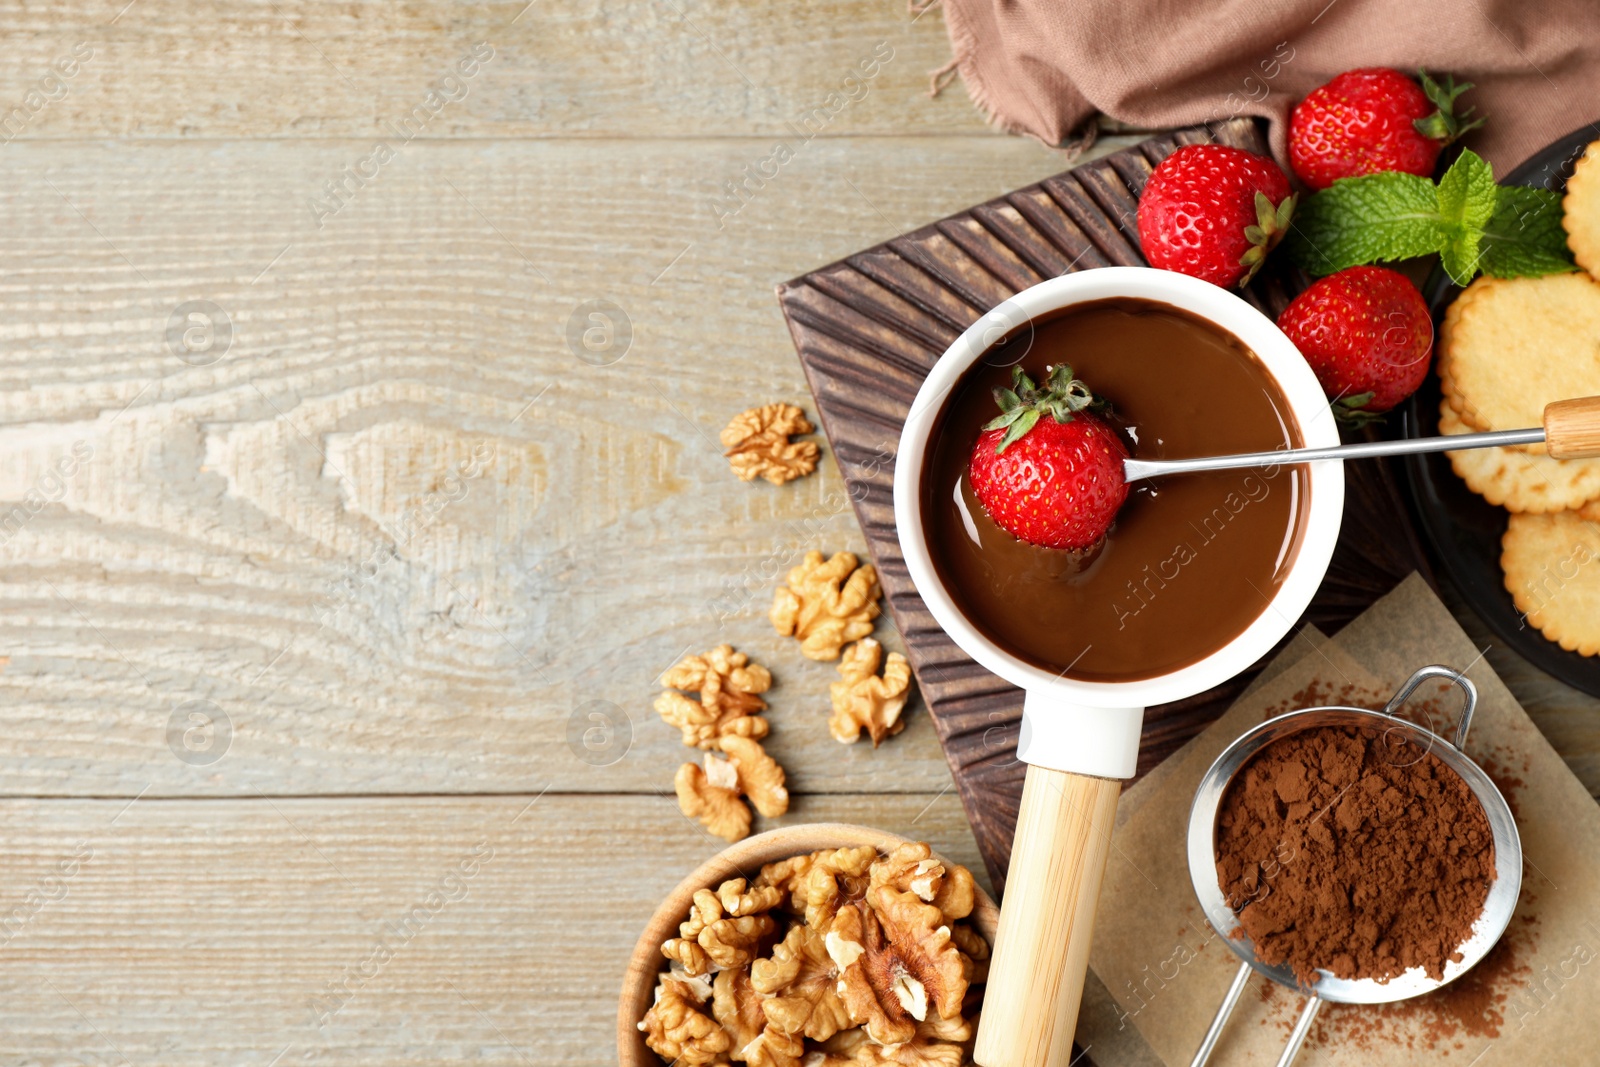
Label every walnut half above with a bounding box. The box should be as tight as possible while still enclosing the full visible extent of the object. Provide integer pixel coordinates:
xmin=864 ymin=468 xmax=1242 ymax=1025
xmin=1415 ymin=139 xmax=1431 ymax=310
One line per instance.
xmin=829 ymin=638 xmax=912 ymax=746
xmin=656 ymin=645 xmax=772 ymax=750
xmin=673 ymin=739 xmax=791 ymax=844
xmin=750 ymin=924 xmax=852 ymax=1041
xmin=825 ymin=887 xmax=969 ymax=1047
xmin=869 ymin=842 xmax=975 ymax=922
xmin=660 ymin=646 xmax=791 ymax=843
xmin=771 ymin=551 xmax=881 ymax=661
xmin=675 ymin=757 xmax=751 ymax=843
xmin=720 ymin=735 xmax=789 ymax=819
xmin=662 ymin=880 xmax=782 ymax=977
xmin=723 ymin=403 xmax=820 ymax=485
xmin=789 ymin=846 xmax=876 ymax=930
xmin=638 ymin=975 xmax=732 ymax=1066
xmin=799 ymin=1024 xmax=971 ymax=1067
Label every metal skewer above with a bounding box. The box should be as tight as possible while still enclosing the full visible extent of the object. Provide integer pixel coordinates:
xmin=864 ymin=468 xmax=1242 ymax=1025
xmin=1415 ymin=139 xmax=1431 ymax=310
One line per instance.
xmin=1124 ymin=426 xmax=1547 ymax=482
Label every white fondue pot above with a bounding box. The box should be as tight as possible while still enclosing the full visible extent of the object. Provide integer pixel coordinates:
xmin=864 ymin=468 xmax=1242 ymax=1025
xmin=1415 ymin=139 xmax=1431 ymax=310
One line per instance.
xmin=893 ymin=267 xmax=1344 ymax=1067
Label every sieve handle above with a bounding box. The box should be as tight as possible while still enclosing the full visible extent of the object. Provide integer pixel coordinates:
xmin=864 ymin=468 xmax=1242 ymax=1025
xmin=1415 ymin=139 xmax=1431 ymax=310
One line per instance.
xmin=1189 ymin=967 xmax=1322 ymax=1067
xmin=1188 ymin=961 xmax=1253 ymax=1067
xmin=1274 ymin=996 xmax=1322 ymax=1067
xmin=1382 ymin=665 xmax=1478 ymax=749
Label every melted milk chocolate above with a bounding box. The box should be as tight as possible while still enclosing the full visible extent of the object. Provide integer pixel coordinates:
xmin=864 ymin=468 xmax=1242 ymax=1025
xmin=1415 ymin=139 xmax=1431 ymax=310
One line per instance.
xmin=921 ymin=298 xmax=1311 ymax=682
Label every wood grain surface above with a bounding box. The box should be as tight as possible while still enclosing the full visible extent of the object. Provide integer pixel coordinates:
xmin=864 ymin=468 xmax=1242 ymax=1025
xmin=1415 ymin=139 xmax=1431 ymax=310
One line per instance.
xmin=0 ymin=3 xmax=1110 ymax=1062
xmin=0 ymin=133 xmax=1114 ymax=801
xmin=0 ymin=792 xmax=984 ymax=1065
xmin=1 ymin=2 xmax=1598 ymax=1065
xmin=0 ymin=0 xmax=992 ymax=138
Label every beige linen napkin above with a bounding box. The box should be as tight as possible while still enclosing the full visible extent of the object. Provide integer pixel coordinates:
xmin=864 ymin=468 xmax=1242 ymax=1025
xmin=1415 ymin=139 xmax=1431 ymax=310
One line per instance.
xmin=940 ymin=0 xmax=1600 ymax=174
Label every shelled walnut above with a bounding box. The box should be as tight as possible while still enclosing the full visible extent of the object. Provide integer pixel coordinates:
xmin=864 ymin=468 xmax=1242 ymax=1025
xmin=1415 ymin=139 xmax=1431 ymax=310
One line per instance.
xmin=662 ymin=879 xmax=784 ymax=978
xmin=743 ymin=1027 xmax=806 ymax=1067
xmin=806 ymin=1023 xmax=970 ymax=1066
xmin=656 ymin=645 xmax=773 ymax=750
xmin=791 ymin=846 xmax=875 ymax=930
xmin=722 ymin=403 xmax=820 ymax=485
xmin=829 ymin=639 xmax=912 ymax=746
xmin=641 ymin=847 xmax=984 ymax=1067
xmin=639 ymin=975 xmax=733 ymax=1066
xmin=811 ymin=1029 xmax=970 ymax=1066
xmin=826 ymin=890 xmax=967 ymax=1047
xmin=674 ymin=736 xmax=791 ymax=842
xmin=658 ymin=645 xmax=790 ymax=843
xmin=721 ymin=735 xmax=790 ymax=819
xmin=752 ymin=924 xmax=853 ymax=1041
xmin=676 ymin=757 xmax=752 ymax=843
xmin=715 ymin=967 xmax=768 ymax=1051
xmin=771 ymin=551 xmax=881 ymax=661
xmin=869 ymin=843 xmax=975 ymax=922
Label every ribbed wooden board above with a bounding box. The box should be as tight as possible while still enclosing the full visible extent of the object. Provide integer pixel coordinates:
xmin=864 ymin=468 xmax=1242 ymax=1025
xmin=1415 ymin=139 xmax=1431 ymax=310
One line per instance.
xmin=776 ymin=118 xmax=1433 ymax=891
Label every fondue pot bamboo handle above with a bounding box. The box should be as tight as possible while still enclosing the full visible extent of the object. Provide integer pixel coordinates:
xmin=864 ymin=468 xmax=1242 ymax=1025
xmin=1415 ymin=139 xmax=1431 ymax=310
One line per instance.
xmin=1544 ymin=396 xmax=1600 ymax=459
xmin=974 ymin=764 xmax=1121 ymax=1067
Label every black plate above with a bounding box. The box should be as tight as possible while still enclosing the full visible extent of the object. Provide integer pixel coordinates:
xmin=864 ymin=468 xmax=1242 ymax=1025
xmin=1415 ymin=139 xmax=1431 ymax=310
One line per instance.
xmin=1400 ymin=122 xmax=1600 ymax=696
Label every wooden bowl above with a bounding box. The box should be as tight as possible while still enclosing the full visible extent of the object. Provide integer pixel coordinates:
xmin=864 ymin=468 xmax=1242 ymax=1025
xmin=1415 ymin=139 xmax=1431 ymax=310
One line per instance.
xmin=617 ymin=822 xmax=999 ymax=1067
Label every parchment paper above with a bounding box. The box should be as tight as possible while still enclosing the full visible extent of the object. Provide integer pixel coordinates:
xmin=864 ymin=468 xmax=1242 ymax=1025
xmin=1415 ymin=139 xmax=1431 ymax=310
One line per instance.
xmin=1079 ymin=574 xmax=1600 ymax=1065
xmin=1076 ymin=628 xmax=1336 ymax=1067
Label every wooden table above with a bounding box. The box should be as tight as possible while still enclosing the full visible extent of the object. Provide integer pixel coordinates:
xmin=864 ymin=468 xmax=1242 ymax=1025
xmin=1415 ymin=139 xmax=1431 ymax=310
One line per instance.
xmin=2 ymin=4 xmax=1597 ymax=1064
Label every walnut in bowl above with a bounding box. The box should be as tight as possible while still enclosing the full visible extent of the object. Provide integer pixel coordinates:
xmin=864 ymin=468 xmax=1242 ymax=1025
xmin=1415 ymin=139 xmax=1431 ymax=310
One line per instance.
xmin=617 ymin=824 xmax=996 ymax=1067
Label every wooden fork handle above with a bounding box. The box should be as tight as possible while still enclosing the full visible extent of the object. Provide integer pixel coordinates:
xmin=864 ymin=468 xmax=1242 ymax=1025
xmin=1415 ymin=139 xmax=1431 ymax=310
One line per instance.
xmin=1545 ymin=397 xmax=1600 ymax=459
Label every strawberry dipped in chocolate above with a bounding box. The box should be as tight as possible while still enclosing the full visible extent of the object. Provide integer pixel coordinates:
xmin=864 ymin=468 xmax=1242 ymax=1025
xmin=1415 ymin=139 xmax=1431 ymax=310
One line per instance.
xmin=967 ymin=364 xmax=1128 ymax=551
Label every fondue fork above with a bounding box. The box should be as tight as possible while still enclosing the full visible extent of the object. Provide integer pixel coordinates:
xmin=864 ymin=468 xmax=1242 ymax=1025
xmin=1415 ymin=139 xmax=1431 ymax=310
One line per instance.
xmin=1123 ymin=396 xmax=1600 ymax=482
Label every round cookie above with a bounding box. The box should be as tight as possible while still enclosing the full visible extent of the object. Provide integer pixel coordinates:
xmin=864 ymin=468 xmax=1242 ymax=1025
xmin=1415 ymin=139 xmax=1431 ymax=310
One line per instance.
xmin=1502 ymin=511 xmax=1600 ymax=656
xmin=1563 ymin=139 xmax=1600 ymax=281
xmin=1440 ymin=272 xmax=1600 ymax=451
xmin=1441 ymin=400 xmax=1600 ymax=511
xmin=1436 ymin=278 xmax=1495 ymax=432
xmin=1437 ymin=359 xmax=1487 ymax=432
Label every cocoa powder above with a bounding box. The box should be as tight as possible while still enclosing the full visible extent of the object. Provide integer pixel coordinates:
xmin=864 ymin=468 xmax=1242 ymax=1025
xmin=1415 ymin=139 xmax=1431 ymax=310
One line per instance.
xmin=1215 ymin=724 xmax=1495 ymax=984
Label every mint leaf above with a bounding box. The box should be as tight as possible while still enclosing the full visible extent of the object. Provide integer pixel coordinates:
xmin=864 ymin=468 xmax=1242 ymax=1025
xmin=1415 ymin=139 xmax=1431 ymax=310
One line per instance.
xmin=1435 ymin=150 xmax=1498 ymax=284
xmin=1479 ymin=185 xmax=1576 ymax=278
xmin=1284 ymin=148 xmax=1575 ymax=284
xmin=1284 ymin=171 xmax=1440 ymax=275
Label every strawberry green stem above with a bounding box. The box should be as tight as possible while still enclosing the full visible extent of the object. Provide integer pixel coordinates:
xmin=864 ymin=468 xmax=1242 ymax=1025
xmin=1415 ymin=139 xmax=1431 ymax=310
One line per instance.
xmin=983 ymin=364 xmax=1106 ymax=453
xmin=1330 ymin=391 xmax=1386 ymax=427
xmin=1414 ymin=68 xmax=1486 ymax=145
xmin=1239 ymin=191 xmax=1297 ymax=287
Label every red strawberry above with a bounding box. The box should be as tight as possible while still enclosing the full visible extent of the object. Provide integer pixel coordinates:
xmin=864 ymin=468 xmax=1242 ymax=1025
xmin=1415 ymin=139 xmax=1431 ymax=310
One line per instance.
xmin=968 ymin=365 xmax=1129 ymax=551
xmin=1276 ymin=265 xmax=1433 ymax=419
xmin=1137 ymin=144 xmax=1296 ymax=289
xmin=1289 ymin=68 xmax=1484 ymax=190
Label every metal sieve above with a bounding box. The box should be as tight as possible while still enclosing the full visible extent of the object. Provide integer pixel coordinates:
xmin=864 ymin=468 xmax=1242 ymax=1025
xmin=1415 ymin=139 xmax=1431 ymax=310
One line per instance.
xmin=1185 ymin=665 xmax=1523 ymax=1067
